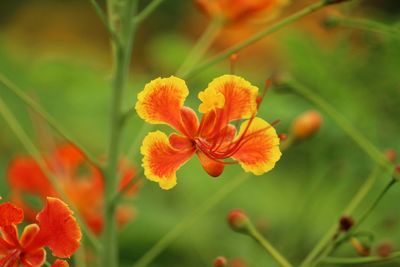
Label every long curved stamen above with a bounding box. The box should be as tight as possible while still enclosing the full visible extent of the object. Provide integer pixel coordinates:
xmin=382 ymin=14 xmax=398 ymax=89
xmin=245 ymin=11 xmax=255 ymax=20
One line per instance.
xmin=211 ymin=119 xmax=280 ymax=159
xmin=194 ymin=139 xmax=238 ymax=165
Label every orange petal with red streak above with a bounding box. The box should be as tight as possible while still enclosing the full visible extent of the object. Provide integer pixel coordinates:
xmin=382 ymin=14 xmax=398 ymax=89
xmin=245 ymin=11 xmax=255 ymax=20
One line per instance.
xmin=197 ymin=151 xmax=225 ymax=177
xmin=202 ymin=75 xmax=258 ymax=122
xmin=232 ymin=118 xmax=281 ymax=175
xmin=141 ymin=131 xmax=195 ymax=189
xmin=135 ymin=76 xmax=189 ymax=133
xmin=36 ymin=197 xmax=81 ymax=258
xmin=0 ymin=202 xmax=24 ymax=227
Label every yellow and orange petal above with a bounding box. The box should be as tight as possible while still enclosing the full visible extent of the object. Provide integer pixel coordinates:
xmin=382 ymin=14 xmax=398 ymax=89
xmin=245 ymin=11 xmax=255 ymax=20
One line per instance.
xmin=141 ymin=131 xmax=195 ymax=190
xmin=0 ymin=202 xmax=24 ymax=227
xmin=198 ymin=87 xmax=225 ymax=113
xmin=203 ymin=75 xmax=258 ymax=122
xmin=135 ymin=76 xmax=189 ymax=132
xmin=35 ymin=197 xmax=81 ymax=258
xmin=232 ymin=117 xmax=281 ymax=175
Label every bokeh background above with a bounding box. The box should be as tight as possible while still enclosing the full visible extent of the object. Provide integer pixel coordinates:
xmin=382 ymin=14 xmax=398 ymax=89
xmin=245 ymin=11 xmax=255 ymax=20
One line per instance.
xmin=1 ymin=0 xmax=400 ymax=266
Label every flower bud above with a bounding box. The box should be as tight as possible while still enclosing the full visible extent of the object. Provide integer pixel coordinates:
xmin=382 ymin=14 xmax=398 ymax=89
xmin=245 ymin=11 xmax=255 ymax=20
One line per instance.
xmin=278 ymin=133 xmax=287 ymax=142
xmin=227 ymin=209 xmax=250 ymax=233
xmin=339 ymin=216 xmax=354 ymax=231
xmin=214 ymin=256 xmax=227 ymax=267
xmin=292 ymin=111 xmax=322 ymax=140
xmin=377 ymin=241 xmax=394 ymax=258
xmin=393 ymin=165 xmax=400 ymax=181
xmin=385 ymin=149 xmax=397 ymax=163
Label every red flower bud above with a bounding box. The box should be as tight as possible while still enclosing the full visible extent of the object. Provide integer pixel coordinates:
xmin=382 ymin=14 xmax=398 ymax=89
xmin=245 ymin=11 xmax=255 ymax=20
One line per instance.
xmin=292 ymin=111 xmax=322 ymax=140
xmin=377 ymin=241 xmax=394 ymax=258
xmin=384 ymin=149 xmax=397 ymax=163
xmin=278 ymin=133 xmax=287 ymax=141
xmin=339 ymin=216 xmax=354 ymax=232
xmin=227 ymin=209 xmax=250 ymax=232
xmin=214 ymin=256 xmax=227 ymax=267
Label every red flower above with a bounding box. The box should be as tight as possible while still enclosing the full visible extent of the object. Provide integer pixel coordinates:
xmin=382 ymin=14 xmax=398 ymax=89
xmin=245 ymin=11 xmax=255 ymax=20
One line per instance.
xmin=136 ymin=75 xmax=281 ymax=189
xmin=7 ymin=143 xmax=138 ymax=235
xmin=0 ymin=197 xmax=81 ymax=267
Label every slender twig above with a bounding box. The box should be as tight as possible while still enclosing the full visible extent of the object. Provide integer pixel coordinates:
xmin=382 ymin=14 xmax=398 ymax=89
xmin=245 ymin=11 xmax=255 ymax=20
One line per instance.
xmin=299 ymin=166 xmax=380 ymax=267
xmin=131 ymin=142 xmax=292 ymax=267
xmin=322 ymin=252 xmax=400 ymax=265
xmin=133 ymin=0 xmax=165 ymax=25
xmin=334 ymin=16 xmax=400 ymax=39
xmin=0 ymin=96 xmax=101 ymax=251
xmin=176 ymin=18 xmax=223 ymax=77
xmin=288 ymin=78 xmax=399 ymax=180
xmin=181 ymin=0 xmax=331 ymax=78
xmin=132 ymin=173 xmax=251 ymax=267
xmin=88 ymin=0 xmax=121 ymax=45
xmin=102 ymin=0 xmax=139 ymax=266
xmin=307 ymin=178 xmax=397 ymax=267
xmin=0 ymin=73 xmax=102 ymax=168
xmin=246 ymin=222 xmax=293 ymax=267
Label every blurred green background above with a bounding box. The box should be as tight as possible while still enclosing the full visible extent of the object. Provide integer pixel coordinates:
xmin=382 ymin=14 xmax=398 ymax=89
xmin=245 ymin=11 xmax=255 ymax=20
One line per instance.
xmin=0 ymin=0 xmax=400 ymax=266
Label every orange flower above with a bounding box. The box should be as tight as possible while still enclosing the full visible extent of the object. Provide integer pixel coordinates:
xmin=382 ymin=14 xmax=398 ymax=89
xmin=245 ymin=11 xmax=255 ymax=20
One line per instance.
xmin=7 ymin=143 xmax=138 ymax=235
xmin=195 ymin=0 xmax=289 ymax=24
xmin=0 ymin=197 xmax=81 ymax=267
xmin=135 ymin=75 xmax=281 ymax=190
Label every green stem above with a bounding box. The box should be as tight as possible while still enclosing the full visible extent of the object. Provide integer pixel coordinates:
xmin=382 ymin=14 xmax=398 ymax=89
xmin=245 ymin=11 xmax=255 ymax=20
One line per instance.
xmin=133 ymin=0 xmax=165 ymax=25
xmin=131 ymin=142 xmax=293 ymax=267
xmin=89 ymin=0 xmax=120 ymax=44
xmin=176 ymin=18 xmax=223 ymax=77
xmin=322 ymin=252 xmax=400 ymax=265
xmin=309 ymin=178 xmax=397 ymax=267
xmin=335 ymin=16 xmax=400 ymax=38
xmin=246 ymin=222 xmax=293 ymax=267
xmin=132 ymin=173 xmax=250 ymax=267
xmin=0 ymin=96 xmax=101 ymax=251
xmin=299 ymin=166 xmax=380 ymax=267
xmin=102 ymin=1 xmax=139 ymax=266
xmin=288 ymin=78 xmax=399 ymax=180
xmin=0 ymin=73 xmax=101 ymax=168
xmin=181 ymin=0 xmax=330 ymax=79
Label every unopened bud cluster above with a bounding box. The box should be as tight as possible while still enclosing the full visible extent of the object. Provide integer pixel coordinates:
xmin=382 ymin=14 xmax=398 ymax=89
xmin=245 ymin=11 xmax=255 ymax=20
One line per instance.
xmin=292 ymin=110 xmax=322 ymax=140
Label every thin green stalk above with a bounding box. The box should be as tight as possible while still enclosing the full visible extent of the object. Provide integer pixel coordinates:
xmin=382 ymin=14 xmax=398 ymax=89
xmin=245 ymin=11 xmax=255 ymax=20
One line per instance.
xmin=132 ymin=142 xmax=293 ymax=267
xmin=181 ymin=0 xmax=330 ymax=78
xmin=335 ymin=16 xmax=400 ymax=39
xmin=246 ymin=222 xmax=293 ymax=267
xmin=0 ymin=96 xmax=101 ymax=251
xmin=176 ymin=18 xmax=223 ymax=77
xmin=132 ymin=173 xmax=250 ymax=267
xmin=89 ymin=0 xmax=120 ymax=44
xmin=74 ymin=246 xmax=87 ymax=267
xmin=288 ymin=78 xmax=399 ymax=180
xmin=133 ymin=0 xmax=165 ymax=25
xmin=322 ymin=252 xmax=400 ymax=265
xmin=299 ymin=166 xmax=380 ymax=267
xmin=0 ymin=73 xmax=101 ymax=168
xmin=102 ymin=0 xmax=139 ymax=266
xmin=308 ymin=178 xmax=397 ymax=267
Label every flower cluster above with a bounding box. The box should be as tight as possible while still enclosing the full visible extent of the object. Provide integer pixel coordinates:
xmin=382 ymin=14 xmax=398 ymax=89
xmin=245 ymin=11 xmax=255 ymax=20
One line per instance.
xmin=136 ymin=75 xmax=281 ymax=189
xmin=7 ymin=143 xmax=138 ymax=235
xmin=0 ymin=197 xmax=81 ymax=266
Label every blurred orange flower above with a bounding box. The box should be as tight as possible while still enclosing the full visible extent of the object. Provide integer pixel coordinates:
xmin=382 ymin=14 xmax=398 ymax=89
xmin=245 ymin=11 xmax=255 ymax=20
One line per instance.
xmin=195 ymin=0 xmax=289 ymax=24
xmin=0 ymin=197 xmax=80 ymax=267
xmin=136 ymin=75 xmax=281 ymax=190
xmin=7 ymin=143 xmax=138 ymax=235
